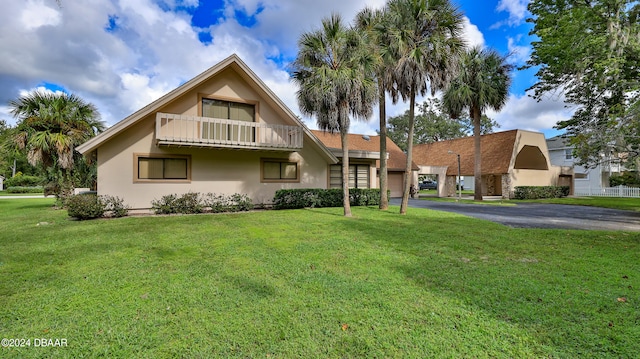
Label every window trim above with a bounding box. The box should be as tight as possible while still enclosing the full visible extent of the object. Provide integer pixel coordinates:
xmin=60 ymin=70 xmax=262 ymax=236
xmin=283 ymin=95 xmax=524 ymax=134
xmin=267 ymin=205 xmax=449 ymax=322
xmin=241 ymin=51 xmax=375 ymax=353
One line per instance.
xmin=133 ymin=153 xmax=191 ymax=183
xmin=260 ymin=158 xmax=300 ymax=183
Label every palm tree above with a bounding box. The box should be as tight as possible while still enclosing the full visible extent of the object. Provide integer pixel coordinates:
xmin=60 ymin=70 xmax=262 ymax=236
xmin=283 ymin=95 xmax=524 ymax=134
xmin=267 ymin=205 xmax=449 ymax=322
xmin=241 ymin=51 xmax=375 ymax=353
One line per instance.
xmin=386 ymin=0 xmax=465 ymax=214
xmin=292 ymin=14 xmax=377 ymax=217
xmin=355 ymin=6 xmax=396 ymax=210
xmin=443 ymin=46 xmax=513 ymax=201
xmin=9 ymin=90 xmax=104 ymax=196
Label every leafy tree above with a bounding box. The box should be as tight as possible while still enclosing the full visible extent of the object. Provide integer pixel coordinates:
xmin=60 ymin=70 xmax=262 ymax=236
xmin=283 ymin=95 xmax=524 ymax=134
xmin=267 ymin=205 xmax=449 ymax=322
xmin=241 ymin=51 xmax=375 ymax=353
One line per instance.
xmin=385 ymin=0 xmax=465 ymax=214
xmin=525 ymin=0 xmax=640 ymax=169
xmin=9 ymin=91 xmax=105 ymax=197
xmin=385 ymin=98 xmax=499 ymax=151
xmin=292 ymin=14 xmax=377 ymax=217
xmin=443 ymin=46 xmax=513 ymax=201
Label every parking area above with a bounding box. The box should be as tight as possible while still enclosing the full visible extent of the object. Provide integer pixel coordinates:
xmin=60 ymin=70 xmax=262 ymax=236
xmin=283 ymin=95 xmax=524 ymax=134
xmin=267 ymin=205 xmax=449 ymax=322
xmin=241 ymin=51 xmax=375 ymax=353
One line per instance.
xmin=393 ymin=198 xmax=640 ymax=231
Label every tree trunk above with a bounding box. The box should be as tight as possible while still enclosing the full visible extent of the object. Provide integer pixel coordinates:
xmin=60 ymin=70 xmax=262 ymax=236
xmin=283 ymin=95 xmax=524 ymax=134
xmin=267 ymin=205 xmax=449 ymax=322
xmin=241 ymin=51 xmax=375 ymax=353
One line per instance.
xmin=378 ymin=80 xmax=389 ymax=210
xmin=341 ymin=129 xmax=352 ymax=217
xmin=473 ymin=106 xmax=483 ymax=201
xmin=400 ymin=86 xmax=416 ymax=215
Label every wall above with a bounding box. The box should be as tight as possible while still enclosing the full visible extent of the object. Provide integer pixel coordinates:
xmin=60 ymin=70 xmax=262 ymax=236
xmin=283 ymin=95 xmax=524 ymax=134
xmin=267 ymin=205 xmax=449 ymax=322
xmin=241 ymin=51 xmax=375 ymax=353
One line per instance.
xmin=95 ymin=67 xmax=330 ymax=208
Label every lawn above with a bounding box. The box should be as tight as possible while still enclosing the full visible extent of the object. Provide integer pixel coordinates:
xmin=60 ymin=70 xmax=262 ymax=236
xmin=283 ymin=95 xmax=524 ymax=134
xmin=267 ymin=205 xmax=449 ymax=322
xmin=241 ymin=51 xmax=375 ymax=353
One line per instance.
xmin=522 ymin=196 xmax=640 ymax=212
xmin=1 ymin=199 xmax=639 ymax=358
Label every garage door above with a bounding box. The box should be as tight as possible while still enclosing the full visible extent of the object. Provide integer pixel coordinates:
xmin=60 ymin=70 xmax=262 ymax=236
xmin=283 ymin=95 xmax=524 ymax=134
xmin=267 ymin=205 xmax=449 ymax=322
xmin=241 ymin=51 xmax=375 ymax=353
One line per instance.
xmin=388 ymin=172 xmax=404 ymax=198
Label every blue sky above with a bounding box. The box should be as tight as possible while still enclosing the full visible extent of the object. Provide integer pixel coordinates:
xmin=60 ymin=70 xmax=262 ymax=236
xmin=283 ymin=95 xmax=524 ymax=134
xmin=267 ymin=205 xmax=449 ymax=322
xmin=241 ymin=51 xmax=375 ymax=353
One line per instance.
xmin=0 ymin=0 xmax=573 ymax=138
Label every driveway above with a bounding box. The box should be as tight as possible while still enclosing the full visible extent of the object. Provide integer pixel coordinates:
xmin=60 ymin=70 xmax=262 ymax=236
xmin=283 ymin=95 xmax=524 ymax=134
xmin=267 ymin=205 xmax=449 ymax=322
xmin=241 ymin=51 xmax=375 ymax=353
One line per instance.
xmin=392 ymin=198 xmax=640 ymax=231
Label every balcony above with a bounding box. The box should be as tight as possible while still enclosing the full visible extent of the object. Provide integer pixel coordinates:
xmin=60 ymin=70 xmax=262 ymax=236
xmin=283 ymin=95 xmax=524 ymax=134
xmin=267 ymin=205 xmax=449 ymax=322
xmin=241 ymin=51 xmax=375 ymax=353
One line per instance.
xmin=155 ymin=113 xmax=303 ymax=151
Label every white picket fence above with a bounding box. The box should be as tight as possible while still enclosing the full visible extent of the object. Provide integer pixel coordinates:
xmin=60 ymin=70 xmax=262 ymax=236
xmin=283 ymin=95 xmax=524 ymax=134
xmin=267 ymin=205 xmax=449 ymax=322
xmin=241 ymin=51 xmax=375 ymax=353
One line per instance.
xmin=574 ymin=186 xmax=640 ymax=198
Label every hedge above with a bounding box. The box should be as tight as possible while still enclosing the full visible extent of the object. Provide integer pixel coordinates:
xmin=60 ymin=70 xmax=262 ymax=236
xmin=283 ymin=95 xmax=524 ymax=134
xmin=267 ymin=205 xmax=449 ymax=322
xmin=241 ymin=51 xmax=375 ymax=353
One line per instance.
xmin=513 ymin=186 xmax=570 ymax=200
xmin=6 ymin=186 xmax=44 ymax=194
xmin=273 ymin=188 xmax=382 ymax=209
xmin=4 ymin=175 xmax=43 ymax=188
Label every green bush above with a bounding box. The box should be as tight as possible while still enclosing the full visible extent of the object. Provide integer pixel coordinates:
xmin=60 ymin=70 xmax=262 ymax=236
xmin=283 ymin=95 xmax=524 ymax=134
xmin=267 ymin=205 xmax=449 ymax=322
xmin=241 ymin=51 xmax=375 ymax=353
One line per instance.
xmin=609 ymin=173 xmax=640 ymax=187
xmin=513 ymin=186 xmax=570 ymax=200
xmin=152 ymin=192 xmax=253 ymax=214
xmin=66 ymin=194 xmax=105 ymax=220
xmin=5 ymin=175 xmax=43 ymax=188
xmin=103 ymin=195 xmax=130 ymax=218
xmin=273 ymin=188 xmax=382 ymax=209
xmin=6 ymin=186 xmax=44 ymax=194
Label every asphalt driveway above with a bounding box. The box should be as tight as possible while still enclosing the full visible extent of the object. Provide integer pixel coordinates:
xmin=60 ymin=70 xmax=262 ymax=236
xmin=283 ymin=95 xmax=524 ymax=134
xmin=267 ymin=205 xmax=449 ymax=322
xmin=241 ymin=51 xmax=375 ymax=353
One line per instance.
xmin=392 ymin=198 xmax=640 ymax=231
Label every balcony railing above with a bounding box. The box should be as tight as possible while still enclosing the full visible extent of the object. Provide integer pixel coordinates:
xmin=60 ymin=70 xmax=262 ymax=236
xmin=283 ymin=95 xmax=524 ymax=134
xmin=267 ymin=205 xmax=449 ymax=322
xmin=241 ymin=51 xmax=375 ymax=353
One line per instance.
xmin=155 ymin=113 xmax=303 ymax=150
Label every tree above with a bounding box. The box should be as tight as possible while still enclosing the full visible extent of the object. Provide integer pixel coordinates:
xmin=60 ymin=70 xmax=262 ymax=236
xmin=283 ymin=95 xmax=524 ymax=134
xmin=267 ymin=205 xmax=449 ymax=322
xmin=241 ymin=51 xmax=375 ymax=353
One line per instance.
xmin=9 ymin=91 xmax=105 ymax=197
xmin=525 ymin=0 xmax=640 ymax=169
xmin=355 ymin=6 xmax=396 ymax=210
xmin=385 ymin=0 xmax=465 ymax=214
xmin=443 ymin=46 xmax=513 ymax=201
xmin=385 ymin=98 xmax=499 ymax=151
xmin=292 ymin=14 xmax=377 ymax=217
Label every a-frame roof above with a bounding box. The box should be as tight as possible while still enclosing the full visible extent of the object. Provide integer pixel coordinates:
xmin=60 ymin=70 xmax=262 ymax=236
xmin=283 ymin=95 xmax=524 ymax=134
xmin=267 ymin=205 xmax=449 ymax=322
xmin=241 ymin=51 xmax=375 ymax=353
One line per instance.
xmin=76 ymin=54 xmax=337 ymax=163
xmin=412 ymin=130 xmax=519 ymax=176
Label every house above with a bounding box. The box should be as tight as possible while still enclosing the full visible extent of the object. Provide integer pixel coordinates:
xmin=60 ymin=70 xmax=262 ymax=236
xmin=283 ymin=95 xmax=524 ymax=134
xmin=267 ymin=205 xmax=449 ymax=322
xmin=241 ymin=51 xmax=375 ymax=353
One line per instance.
xmin=76 ymin=54 xmax=340 ymax=209
xmin=0 ymin=175 xmax=4 ymax=190
xmin=311 ymin=131 xmax=418 ymax=197
xmin=546 ymin=135 xmax=622 ymax=192
xmin=412 ymin=129 xmax=573 ymax=198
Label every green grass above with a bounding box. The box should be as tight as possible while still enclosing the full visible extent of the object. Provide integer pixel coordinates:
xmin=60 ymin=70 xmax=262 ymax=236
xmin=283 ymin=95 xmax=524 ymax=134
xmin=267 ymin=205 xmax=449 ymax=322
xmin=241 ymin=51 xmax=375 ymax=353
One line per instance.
xmin=418 ymin=196 xmax=515 ymax=206
xmin=0 ymin=191 xmax=44 ymax=197
xmin=519 ymin=196 xmax=640 ymax=212
xmin=1 ymin=199 xmax=639 ymax=358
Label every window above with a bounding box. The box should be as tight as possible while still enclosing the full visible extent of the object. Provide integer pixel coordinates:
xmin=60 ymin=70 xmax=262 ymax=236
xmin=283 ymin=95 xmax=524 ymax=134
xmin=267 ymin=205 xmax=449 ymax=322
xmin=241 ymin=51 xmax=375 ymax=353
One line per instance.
xmin=261 ymin=159 xmax=299 ymax=182
xmin=575 ymin=172 xmax=589 ymax=180
xmin=201 ymin=98 xmax=255 ymax=142
xmin=329 ymin=164 xmax=370 ymax=188
xmin=135 ymin=154 xmax=190 ymax=182
xmin=565 ymin=149 xmax=573 ymax=160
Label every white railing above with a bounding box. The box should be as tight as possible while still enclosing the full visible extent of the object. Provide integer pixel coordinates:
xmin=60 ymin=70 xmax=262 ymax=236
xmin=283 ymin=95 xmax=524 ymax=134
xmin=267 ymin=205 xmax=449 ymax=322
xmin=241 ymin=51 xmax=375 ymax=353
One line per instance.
xmin=574 ymin=186 xmax=640 ymax=198
xmin=155 ymin=113 xmax=303 ymax=150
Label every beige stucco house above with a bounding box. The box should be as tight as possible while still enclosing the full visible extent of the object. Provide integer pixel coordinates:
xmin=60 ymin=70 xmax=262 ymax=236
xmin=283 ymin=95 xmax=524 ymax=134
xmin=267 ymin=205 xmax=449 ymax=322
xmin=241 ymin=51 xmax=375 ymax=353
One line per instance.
xmin=312 ymin=131 xmax=417 ymax=198
xmin=77 ymin=54 xmax=340 ymax=209
xmin=412 ymin=129 xmax=573 ymax=198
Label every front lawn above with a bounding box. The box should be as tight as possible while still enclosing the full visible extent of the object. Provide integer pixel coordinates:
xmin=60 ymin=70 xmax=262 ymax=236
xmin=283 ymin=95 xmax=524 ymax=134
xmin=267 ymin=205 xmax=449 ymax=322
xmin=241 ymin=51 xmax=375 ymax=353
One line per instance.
xmin=521 ymin=196 xmax=640 ymax=212
xmin=1 ymin=199 xmax=638 ymax=358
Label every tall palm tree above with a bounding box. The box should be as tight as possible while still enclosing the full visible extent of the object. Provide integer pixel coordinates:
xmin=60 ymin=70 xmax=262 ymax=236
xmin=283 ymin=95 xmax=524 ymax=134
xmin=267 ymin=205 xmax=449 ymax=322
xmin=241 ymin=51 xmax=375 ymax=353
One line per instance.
xmin=9 ymin=90 xmax=104 ymax=195
xmin=443 ymin=46 xmax=513 ymax=201
xmin=292 ymin=14 xmax=377 ymax=217
xmin=386 ymin=0 xmax=465 ymax=214
xmin=355 ymin=6 xmax=396 ymax=210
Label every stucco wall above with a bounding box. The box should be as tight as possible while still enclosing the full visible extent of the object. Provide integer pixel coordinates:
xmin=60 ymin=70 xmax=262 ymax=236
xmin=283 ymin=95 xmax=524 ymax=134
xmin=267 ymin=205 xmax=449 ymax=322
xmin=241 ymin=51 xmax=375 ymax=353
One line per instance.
xmin=95 ymin=66 xmax=330 ymax=209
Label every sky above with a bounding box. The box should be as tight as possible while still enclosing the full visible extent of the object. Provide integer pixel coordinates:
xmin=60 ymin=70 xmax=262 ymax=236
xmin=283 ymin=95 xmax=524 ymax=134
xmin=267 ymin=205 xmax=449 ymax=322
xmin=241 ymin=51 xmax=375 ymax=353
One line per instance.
xmin=0 ymin=0 xmax=575 ymax=138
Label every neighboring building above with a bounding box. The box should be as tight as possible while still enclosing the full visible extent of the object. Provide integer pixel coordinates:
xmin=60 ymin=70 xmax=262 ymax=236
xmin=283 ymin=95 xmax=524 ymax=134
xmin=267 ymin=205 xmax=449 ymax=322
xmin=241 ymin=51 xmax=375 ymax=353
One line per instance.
xmin=77 ymin=54 xmax=339 ymax=209
xmin=546 ymin=135 xmax=622 ymax=192
xmin=412 ymin=130 xmax=573 ymax=198
xmin=312 ymin=131 xmax=417 ymax=197
xmin=0 ymin=175 xmax=4 ymax=190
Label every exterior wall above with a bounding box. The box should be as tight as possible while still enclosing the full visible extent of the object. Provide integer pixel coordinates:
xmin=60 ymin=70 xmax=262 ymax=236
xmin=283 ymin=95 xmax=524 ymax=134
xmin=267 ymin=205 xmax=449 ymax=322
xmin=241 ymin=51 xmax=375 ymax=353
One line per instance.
xmin=547 ymin=145 xmax=603 ymax=192
xmin=95 ymin=67 xmax=330 ymax=209
xmin=415 ymin=165 xmax=448 ymax=197
xmin=506 ymin=130 xmax=572 ymax=198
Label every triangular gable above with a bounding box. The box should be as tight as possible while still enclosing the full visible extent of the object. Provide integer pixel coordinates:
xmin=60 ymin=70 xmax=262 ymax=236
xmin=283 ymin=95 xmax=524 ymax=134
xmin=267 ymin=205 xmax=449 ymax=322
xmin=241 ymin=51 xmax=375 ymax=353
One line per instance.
xmin=76 ymin=54 xmax=337 ymax=163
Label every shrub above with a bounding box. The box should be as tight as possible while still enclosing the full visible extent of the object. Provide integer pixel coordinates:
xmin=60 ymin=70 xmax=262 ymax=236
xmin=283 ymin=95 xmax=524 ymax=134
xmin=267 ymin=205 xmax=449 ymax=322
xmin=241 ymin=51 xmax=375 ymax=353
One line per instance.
xmin=103 ymin=195 xmax=130 ymax=218
xmin=273 ymin=188 xmax=382 ymax=209
xmin=4 ymin=174 xmax=43 ymax=188
xmin=609 ymin=173 xmax=640 ymax=187
xmin=513 ymin=186 xmax=570 ymax=200
xmin=66 ymin=194 xmax=105 ymax=220
xmin=153 ymin=192 xmax=253 ymax=214
xmin=6 ymin=186 xmax=44 ymax=194
xmin=151 ymin=194 xmax=180 ymax=214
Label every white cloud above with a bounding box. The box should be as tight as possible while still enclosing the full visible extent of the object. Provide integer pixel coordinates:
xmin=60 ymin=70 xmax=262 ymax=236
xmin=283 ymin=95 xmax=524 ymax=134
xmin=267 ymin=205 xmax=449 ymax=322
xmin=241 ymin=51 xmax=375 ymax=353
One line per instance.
xmin=486 ymin=91 xmax=576 ymax=135
xmin=493 ymin=0 xmax=529 ymax=28
xmin=507 ymin=36 xmax=530 ymax=64
xmin=20 ymin=0 xmax=61 ymax=30
xmin=462 ymin=16 xmax=485 ymax=49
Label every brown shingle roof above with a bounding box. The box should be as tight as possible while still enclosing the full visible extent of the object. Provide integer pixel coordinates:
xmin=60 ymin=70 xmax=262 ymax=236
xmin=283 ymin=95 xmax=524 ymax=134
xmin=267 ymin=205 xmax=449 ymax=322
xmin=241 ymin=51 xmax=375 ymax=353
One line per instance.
xmin=311 ymin=130 xmax=417 ymax=171
xmin=412 ymin=130 xmax=518 ymax=176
